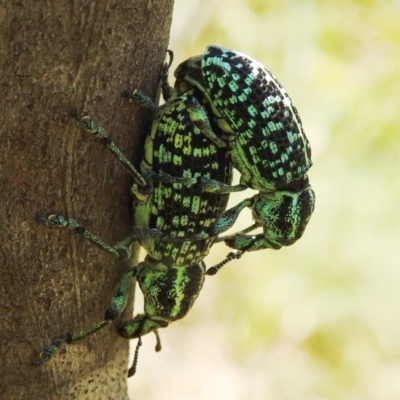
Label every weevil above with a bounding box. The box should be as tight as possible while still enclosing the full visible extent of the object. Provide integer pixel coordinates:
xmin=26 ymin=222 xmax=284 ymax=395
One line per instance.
xmin=168 ymin=45 xmax=315 ymax=270
xmin=36 ymin=57 xmax=234 ymax=376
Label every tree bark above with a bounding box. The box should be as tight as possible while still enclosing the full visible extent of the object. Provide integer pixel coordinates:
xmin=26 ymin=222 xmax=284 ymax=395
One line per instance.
xmin=0 ymin=1 xmax=173 ymax=399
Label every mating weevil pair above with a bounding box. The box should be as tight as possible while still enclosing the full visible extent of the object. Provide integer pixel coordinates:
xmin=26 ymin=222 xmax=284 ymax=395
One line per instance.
xmin=167 ymin=46 xmax=315 ymax=267
xmin=37 ymin=45 xmax=315 ymax=376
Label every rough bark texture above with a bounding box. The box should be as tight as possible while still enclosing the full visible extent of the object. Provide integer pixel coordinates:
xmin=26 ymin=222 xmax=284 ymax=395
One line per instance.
xmin=0 ymin=1 xmax=174 ymax=399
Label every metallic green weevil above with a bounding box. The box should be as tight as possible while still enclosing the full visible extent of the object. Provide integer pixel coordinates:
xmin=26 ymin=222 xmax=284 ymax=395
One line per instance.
xmin=36 ymin=57 xmax=233 ymax=376
xmin=171 ymin=45 xmax=315 ymax=268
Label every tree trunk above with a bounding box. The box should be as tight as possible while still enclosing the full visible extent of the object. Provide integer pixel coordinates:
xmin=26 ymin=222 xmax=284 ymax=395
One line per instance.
xmin=0 ymin=1 xmax=173 ymax=398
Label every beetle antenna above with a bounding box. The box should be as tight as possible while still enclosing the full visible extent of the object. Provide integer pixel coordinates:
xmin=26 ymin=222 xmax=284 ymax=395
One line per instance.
xmin=206 ymin=251 xmax=243 ymax=276
xmin=127 ymin=336 xmax=142 ymax=377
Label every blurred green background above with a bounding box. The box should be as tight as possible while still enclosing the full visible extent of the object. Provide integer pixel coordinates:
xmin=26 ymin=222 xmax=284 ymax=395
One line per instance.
xmin=130 ymin=1 xmax=400 ymax=399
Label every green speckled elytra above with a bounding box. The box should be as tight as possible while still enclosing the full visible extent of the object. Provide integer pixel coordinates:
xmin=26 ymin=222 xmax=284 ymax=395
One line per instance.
xmin=171 ymin=45 xmax=315 ymax=270
xmin=36 ymin=56 xmax=234 ymax=376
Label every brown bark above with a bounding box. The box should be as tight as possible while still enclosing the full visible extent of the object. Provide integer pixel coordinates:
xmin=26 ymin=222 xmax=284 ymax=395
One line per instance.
xmin=0 ymin=1 xmax=173 ymax=399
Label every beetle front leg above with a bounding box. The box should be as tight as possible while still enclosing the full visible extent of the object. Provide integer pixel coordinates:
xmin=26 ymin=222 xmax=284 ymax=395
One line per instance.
xmin=224 ymin=232 xmax=282 ymax=252
xmin=186 ymin=197 xmax=255 ymax=241
xmin=36 ymin=267 xmax=138 ymax=365
xmin=214 ymin=222 xmax=261 ymax=243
